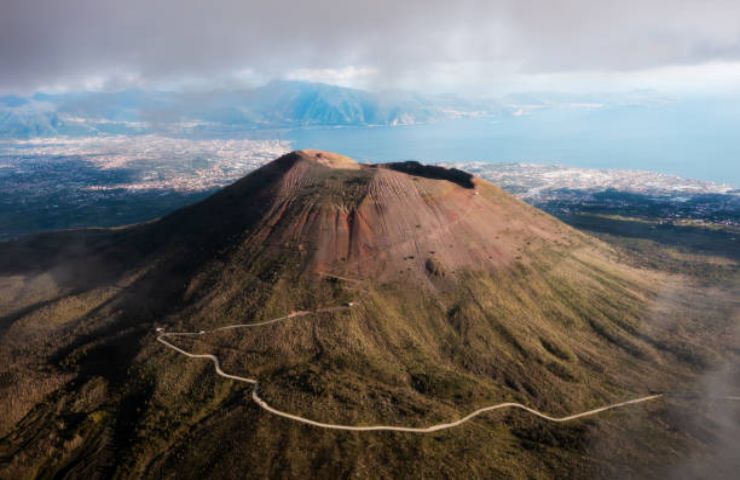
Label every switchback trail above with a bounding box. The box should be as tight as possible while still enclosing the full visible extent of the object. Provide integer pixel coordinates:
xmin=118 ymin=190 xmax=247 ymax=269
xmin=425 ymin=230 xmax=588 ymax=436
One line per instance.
xmin=155 ymin=305 xmax=736 ymax=434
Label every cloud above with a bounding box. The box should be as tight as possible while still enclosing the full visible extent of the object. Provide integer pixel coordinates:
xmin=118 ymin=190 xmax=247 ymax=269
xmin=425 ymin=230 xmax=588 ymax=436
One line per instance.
xmin=286 ymin=66 xmax=379 ymax=88
xmin=2 ymin=0 xmax=740 ymax=94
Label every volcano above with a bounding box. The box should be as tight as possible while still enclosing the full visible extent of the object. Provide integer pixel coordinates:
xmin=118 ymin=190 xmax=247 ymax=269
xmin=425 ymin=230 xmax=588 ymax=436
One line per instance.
xmin=0 ymin=151 xmax=734 ymax=478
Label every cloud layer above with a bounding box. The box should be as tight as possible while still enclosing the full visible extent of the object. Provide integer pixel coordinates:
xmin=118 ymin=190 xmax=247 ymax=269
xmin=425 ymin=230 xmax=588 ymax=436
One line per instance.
xmin=2 ymin=0 xmax=740 ymax=93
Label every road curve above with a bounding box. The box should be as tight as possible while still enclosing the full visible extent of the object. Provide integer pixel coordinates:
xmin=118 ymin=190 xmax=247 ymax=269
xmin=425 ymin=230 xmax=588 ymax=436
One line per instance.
xmin=154 ymin=305 xmax=688 ymax=433
xmin=251 ymin=386 xmax=662 ymax=433
xmin=157 ymin=334 xmax=257 ymax=384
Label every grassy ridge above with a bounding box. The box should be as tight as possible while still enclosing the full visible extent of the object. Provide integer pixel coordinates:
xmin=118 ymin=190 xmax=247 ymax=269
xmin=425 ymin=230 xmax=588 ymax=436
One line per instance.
xmin=0 ymin=153 xmax=737 ymax=478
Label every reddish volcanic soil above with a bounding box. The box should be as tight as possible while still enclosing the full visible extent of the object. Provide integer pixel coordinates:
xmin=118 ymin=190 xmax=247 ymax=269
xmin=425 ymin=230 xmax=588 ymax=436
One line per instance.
xmin=240 ymin=150 xmax=580 ymax=283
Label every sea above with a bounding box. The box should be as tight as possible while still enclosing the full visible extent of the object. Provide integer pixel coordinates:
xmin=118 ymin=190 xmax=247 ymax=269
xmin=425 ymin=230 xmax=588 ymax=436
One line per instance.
xmin=261 ymin=99 xmax=740 ymax=186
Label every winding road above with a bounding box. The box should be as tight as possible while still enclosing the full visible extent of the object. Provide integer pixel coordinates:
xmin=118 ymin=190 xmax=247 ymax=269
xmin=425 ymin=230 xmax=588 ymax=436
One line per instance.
xmin=155 ymin=182 xmax=739 ymax=433
xmin=154 ymin=304 xmax=733 ymax=434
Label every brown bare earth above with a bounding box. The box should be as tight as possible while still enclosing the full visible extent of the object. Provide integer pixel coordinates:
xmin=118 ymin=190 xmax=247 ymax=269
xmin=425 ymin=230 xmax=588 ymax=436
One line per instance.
xmin=0 ymin=151 xmax=737 ymax=479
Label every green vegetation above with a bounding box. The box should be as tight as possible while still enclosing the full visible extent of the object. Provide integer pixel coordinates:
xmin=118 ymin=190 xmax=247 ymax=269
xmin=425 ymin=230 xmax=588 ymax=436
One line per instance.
xmin=0 ymin=152 xmax=736 ymax=478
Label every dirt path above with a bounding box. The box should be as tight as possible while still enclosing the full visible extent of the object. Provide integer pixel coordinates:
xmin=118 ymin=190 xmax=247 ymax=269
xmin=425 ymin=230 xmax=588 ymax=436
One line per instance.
xmin=155 ymin=305 xmax=730 ymax=434
xmin=251 ymin=386 xmax=662 ymax=433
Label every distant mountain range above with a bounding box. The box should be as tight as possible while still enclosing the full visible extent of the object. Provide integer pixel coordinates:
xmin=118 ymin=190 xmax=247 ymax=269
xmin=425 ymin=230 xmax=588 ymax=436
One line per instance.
xmin=0 ymin=81 xmax=494 ymax=137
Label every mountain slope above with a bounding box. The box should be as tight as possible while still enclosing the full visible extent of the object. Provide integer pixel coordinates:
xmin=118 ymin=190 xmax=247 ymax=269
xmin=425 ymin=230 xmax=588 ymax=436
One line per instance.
xmin=0 ymin=151 xmax=736 ymax=478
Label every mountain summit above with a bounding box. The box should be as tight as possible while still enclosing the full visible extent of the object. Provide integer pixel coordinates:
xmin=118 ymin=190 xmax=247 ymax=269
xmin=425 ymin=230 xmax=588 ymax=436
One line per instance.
xmin=146 ymin=149 xmax=577 ymax=283
xmin=0 ymin=152 xmax=728 ymax=478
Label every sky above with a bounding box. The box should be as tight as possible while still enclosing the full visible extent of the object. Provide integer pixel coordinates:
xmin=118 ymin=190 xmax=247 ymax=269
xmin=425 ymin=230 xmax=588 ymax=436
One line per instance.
xmin=2 ymin=0 xmax=740 ymax=96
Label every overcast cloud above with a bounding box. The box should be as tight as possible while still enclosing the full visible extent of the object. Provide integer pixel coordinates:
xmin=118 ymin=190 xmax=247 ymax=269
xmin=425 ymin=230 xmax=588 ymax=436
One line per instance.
xmin=2 ymin=0 xmax=740 ymax=94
